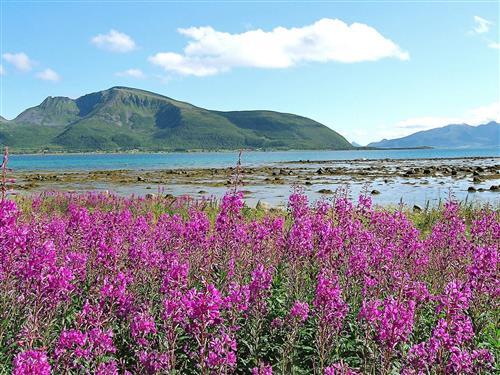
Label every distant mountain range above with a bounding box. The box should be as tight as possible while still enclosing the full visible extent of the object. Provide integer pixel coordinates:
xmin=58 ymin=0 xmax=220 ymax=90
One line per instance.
xmin=368 ymin=122 xmax=500 ymax=148
xmin=0 ymin=87 xmax=353 ymax=153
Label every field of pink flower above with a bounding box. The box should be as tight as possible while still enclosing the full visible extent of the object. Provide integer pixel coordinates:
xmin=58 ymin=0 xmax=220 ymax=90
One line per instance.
xmin=0 ymin=189 xmax=498 ymax=374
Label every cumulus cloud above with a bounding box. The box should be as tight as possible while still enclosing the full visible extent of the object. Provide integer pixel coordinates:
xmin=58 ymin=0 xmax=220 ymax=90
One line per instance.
xmin=488 ymin=42 xmax=500 ymax=49
xmin=149 ymin=18 xmax=409 ymax=76
xmin=36 ymin=68 xmax=61 ymax=82
xmin=2 ymin=52 xmax=33 ymax=72
xmin=472 ymin=16 xmax=493 ymax=34
xmin=91 ymin=29 xmax=136 ymax=53
xmin=116 ymin=68 xmax=146 ymax=79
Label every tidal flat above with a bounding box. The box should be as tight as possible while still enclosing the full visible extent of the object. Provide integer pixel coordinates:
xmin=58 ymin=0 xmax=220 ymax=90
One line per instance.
xmin=10 ymin=156 xmax=500 ymax=207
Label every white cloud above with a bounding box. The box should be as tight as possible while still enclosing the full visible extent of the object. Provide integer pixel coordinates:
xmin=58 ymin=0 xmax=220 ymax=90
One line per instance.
xmin=0 ymin=65 xmax=4 ymax=75
xmin=116 ymin=68 xmax=146 ymax=79
xmin=91 ymin=29 xmax=136 ymax=53
xmin=396 ymin=102 xmax=500 ymax=132
xmin=472 ymin=16 xmax=493 ymax=34
xmin=2 ymin=52 xmax=33 ymax=72
xmin=358 ymin=102 xmax=500 ymax=145
xmin=36 ymin=68 xmax=61 ymax=82
xmin=149 ymin=18 xmax=409 ymax=76
xmin=488 ymin=41 xmax=500 ymax=49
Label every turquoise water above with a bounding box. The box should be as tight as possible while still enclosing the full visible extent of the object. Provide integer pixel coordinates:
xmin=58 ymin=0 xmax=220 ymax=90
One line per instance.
xmin=8 ymin=147 xmax=500 ymax=171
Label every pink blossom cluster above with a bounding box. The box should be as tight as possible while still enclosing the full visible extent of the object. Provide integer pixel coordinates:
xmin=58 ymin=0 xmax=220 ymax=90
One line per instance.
xmin=1 ymin=190 xmax=497 ymax=373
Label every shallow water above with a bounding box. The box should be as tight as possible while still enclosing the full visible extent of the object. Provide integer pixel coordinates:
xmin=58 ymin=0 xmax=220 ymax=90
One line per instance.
xmin=7 ymin=148 xmax=500 ymax=207
xmin=25 ymin=174 xmax=499 ymax=208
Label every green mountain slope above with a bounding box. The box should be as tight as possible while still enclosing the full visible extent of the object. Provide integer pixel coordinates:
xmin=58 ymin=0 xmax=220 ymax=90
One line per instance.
xmin=1 ymin=86 xmax=353 ymax=152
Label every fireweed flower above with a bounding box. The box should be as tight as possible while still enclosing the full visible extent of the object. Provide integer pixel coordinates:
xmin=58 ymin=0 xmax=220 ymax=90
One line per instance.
xmin=88 ymin=328 xmax=116 ymax=357
xmin=96 ymin=360 xmax=119 ymax=375
xmin=13 ymin=350 xmax=51 ymax=375
xmin=100 ymin=272 xmax=134 ymax=315
xmin=249 ymin=264 xmax=273 ymax=309
xmin=252 ymin=363 xmax=273 ymax=375
xmin=289 ymin=301 xmax=310 ymax=323
xmin=359 ymin=296 xmax=415 ymax=351
xmin=130 ymin=312 xmax=157 ymax=346
xmin=207 ymin=332 xmax=237 ymax=369
xmin=224 ymin=282 xmax=250 ymax=312
xmin=183 ymin=283 xmax=224 ymax=331
xmin=438 ymin=280 xmax=472 ymax=315
xmin=314 ymin=272 xmax=348 ymax=332
xmin=468 ymin=246 xmax=499 ymax=297
xmin=55 ymin=329 xmax=90 ymax=360
xmin=138 ymin=350 xmax=170 ymax=373
xmin=324 ymin=362 xmax=360 ymax=375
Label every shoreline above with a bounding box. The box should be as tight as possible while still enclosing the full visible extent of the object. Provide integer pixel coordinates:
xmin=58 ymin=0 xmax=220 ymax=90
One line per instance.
xmin=8 ymin=156 xmax=500 ymax=207
xmin=6 ymin=146 xmax=439 ymax=156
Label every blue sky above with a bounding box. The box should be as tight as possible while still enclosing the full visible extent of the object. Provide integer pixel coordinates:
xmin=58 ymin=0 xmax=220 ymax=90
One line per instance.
xmin=1 ymin=0 xmax=499 ymax=145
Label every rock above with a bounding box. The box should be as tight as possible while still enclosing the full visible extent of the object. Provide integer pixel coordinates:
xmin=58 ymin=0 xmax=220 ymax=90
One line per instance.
xmin=318 ymin=189 xmax=333 ymax=194
xmin=490 ymin=185 xmax=499 ymax=191
xmin=145 ymin=186 xmax=152 ymax=189
xmin=371 ymin=189 xmax=380 ymax=195
xmin=256 ymin=200 xmax=271 ymax=211
xmin=478 ymin=188 xmax=485 ymax=192
xmin=473 ymin=170 xmax=480 ymax=176
xmin=405 ymin=170 xmax=414 ymax=176
xmin=198 ymin=190 xmax=208 ymax=194
xmin=145 ymin=193 xmax=156 ymax=199
xmin=316 ymin=168 xmax=324 ymax=175
xmin=473 ymin=176 xmax=483 ymax=183
xmin=305 ymin=181 xmax=312 ymax=186
xmin=137 ymin=176 xmax=145 ymax=182
xmin=413 ymin=204 xmax=422 ymax=212
xmin=476 ymin=166 xmax=484 ymax=172
xmin=423 ymin=169 xmax=431 ymax=174
xmin=451 ymin=170 xmax=458 ymax=176
xmin=467 ymin=186 xmax=476 ymax=192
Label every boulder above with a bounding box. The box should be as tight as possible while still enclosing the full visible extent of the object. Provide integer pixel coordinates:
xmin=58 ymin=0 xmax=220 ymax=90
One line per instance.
xmin=318 ymin=189 xmax=333 ymax=194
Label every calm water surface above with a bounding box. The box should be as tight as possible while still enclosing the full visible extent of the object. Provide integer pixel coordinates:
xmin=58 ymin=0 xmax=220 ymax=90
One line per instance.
xmin=9 ymin=147 xmax=500 ymax=171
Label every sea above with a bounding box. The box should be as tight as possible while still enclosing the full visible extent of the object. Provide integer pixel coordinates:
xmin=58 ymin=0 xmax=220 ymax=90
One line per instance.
xmin=8 ymin=147 xmax=500 ymax=171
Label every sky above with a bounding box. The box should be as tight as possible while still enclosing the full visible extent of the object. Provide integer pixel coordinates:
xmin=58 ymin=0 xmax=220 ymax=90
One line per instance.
xmin=1 ymin=0 xmax=499 ymax=145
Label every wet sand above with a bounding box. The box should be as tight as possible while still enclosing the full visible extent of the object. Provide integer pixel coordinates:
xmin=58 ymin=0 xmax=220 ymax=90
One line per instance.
xmin=9 ymin=156 xmax=500 ymax=207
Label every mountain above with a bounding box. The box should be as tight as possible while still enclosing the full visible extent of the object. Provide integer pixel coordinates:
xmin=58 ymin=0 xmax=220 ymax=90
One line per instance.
xmin=0 ymin=87 xmax=353 ymax=153
xmin=351 ymin=141 xmax=362 ymax=147
xmin=368 ymin=122 xmax=500 ymax=148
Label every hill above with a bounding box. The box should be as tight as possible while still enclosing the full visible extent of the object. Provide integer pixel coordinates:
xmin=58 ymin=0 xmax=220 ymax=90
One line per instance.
xmin=368 ymin=122 xmax=500 ymax=148
xmin=0 ymin=87 xmax=353 ymax=153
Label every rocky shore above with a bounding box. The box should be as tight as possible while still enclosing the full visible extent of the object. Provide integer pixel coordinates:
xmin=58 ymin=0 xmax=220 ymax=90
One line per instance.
xmin=8 ymin=156 xmax=500 ymax=206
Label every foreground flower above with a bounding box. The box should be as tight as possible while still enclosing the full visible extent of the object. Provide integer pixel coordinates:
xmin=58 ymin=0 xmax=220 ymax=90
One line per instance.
xmin=13 ymin=350 xmax=51 ymax=375
xmin=289 ymin=301 xmax=310 ymax=323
